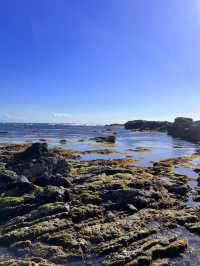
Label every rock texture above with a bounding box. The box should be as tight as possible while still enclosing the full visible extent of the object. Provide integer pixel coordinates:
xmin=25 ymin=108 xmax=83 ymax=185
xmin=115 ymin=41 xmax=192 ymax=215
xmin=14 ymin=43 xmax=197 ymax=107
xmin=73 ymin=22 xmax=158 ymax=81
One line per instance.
xmin=168 ymin=117 xmax=200 ymax=142
xmin=124 ymin=120 xmax=171 ymax=131
xmin=6 ymin=143 xmax=71 ymax=186
xmin=124 ymin=117 xmax=200 ymax=143
xmin=92 ymin=135 xmax=116 ymax=143
xmin=0 ymin=142 xmax=199 ymax=265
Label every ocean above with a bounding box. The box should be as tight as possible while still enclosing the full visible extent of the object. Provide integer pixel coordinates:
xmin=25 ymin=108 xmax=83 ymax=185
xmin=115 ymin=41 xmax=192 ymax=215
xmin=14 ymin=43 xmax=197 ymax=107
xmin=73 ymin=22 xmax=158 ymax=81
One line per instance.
xmin=0 ymin=123 xmax=198 ymax=167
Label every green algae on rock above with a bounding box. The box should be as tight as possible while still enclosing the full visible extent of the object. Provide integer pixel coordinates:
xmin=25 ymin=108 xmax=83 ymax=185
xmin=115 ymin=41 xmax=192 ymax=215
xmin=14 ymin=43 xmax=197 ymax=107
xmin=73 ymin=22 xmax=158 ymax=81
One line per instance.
xmin=0 ymin=142 xmax=199 ymax=265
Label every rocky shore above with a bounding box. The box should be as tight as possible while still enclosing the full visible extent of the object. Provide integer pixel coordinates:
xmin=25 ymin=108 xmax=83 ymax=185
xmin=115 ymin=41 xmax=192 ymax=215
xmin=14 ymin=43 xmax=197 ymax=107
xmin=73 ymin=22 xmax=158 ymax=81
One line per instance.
xmin=0 ymin=142 xmax=199 ymax=265
xmin=168 ymin=117 xmax=200 ymax=143
xmin=124 ymin=120 xmax=170 ymax=132
xmin=124 ymin=117 xmax=200 ymax=143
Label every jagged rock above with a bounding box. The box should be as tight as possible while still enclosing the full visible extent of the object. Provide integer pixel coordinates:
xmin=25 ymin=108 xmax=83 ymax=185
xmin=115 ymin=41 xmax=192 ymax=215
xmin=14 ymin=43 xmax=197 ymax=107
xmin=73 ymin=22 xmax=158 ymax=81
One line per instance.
xmin=0 ymin=166 xmax=34 ymax=194
xmin=15 ymin=142 xmax=49 ymax=159
xmin=34 ymin=173 xmax=72 ymax=187
xmin=6 ymin=143 xmax=70 ymax=185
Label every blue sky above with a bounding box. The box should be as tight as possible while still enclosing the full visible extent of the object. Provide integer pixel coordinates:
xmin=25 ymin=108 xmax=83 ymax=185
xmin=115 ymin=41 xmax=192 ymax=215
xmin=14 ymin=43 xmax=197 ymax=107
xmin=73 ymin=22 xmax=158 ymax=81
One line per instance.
xmin=0 ymin=0 xmax=200 ymax=124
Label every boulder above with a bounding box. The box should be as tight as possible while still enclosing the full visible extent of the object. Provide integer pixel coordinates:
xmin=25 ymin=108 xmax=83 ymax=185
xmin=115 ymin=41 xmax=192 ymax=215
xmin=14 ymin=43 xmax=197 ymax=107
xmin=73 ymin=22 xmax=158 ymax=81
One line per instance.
xmin=92 ymin=135 xmax=116 ymax=143
xmin=6 ymin=143 xmax=70 ymax=185
xmin=0 ymin=166 xmax=33 ymax=194
xmin=15 ymin=142 xmax=49 ymax=160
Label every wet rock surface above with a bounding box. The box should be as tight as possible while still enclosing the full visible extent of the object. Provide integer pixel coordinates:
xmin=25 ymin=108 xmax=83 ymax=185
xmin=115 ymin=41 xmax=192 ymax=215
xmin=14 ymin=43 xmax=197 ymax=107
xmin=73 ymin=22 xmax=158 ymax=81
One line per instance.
xmin=0 ymin=143 xmax=199 ymax=265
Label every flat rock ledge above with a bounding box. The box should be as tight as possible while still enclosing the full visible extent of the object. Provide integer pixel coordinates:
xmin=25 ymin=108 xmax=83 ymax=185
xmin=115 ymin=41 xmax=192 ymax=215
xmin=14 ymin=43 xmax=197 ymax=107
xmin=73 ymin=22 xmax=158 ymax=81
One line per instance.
xmin=0 ymin=143 xmax=199 ymax=265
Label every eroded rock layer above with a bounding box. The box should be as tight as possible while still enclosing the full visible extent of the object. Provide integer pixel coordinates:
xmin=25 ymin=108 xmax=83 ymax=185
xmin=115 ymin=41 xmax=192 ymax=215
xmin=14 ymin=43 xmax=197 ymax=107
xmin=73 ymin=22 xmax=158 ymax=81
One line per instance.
xmin=0 ymin=143 xmax=199 ymax=265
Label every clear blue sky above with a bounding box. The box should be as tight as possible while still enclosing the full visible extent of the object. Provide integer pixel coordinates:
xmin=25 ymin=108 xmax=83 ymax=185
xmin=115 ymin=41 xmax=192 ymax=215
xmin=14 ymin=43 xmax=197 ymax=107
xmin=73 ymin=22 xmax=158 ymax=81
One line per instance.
xmin=0 ymin=0 xmax=200 ymax=124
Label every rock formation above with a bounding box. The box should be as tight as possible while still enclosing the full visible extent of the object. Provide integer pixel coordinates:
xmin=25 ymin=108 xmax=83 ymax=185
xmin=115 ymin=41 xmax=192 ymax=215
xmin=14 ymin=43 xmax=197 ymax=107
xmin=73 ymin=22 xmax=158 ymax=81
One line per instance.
xmin=124 ymin=120 xmax=171 ymax=131
xmin=168 ymin=117 xmax=200 ymax=143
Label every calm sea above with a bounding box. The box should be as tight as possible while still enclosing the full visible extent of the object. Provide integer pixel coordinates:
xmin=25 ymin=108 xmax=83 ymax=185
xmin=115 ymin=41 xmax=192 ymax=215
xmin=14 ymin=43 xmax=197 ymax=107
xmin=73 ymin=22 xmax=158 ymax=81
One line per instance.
xmin=0 ymin=123 xmax=198 ymax=167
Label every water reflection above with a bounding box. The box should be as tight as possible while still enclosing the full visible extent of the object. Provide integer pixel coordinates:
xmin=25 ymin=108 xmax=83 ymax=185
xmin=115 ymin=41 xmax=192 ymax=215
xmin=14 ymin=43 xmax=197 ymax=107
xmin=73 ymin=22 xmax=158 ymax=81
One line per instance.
xmin=0 ymin=124 xmax=198 ymax=167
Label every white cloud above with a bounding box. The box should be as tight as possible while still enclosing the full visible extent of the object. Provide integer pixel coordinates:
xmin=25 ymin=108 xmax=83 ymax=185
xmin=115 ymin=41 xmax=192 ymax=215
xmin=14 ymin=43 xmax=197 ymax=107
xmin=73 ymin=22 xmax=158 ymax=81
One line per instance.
xmin=53 ymin=113 xmax=72 ymax=118
xmin=0 ymin=113 xmax=26 ymax=122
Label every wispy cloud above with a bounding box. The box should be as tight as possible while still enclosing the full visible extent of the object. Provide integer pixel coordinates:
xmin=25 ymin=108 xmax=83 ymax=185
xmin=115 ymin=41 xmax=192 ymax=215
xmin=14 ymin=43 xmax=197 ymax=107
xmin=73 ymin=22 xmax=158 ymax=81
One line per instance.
xmin=0 ymin=113 xmax=26 ymax=122
xmin=53 ymin=113 xmax=72 ymax=118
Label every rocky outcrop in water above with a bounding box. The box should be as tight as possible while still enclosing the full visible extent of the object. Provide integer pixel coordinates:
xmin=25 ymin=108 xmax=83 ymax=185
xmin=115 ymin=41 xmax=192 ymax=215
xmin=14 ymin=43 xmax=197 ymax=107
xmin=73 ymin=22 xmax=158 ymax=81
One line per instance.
xmin=92 ymin=135 xmax=116 ymax=143
xmin=124 ymin=120 xmax=171 ymax=131
xmin=168 ymin=117 xmax=200 ymax=143
xmin=124 ymin=117 xmax=200 ymax=144
xmin=0 ymin=143 xmax=199 ymax=265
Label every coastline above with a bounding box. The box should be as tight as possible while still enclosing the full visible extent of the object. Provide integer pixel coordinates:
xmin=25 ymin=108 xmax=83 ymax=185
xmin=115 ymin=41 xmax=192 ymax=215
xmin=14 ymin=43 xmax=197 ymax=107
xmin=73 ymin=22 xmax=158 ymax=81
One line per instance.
xmin=0 ymin=138 xmax=199 ymax=265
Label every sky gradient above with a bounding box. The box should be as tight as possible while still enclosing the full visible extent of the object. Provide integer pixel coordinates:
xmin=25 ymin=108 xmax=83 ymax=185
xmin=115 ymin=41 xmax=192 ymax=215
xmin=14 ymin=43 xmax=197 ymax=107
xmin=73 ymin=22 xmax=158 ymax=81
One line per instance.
xmin=0 ymin=0 xmax=200 ymax=124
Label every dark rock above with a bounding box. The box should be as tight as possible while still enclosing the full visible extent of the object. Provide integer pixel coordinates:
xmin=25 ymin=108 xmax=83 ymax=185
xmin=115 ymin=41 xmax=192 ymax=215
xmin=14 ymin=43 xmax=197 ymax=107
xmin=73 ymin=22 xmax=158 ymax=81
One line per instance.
xmin=6 ymin=143 xmax=71 ymax=185
xmin=185 ymin=222 xmax=200 ymax=234
xmin=151 ymin=239 xmax=187 ymax=259
xmin=92 ymin=135 xmax=116 ymax=143
xmin=124 ymin=120 xmax=170 ymax=131
xmin=11 ymin=240 xmax=33 ymax=249
xmin=35 ymin=174 xmax=72 ymax=187
xmin=15 ymin=142 xmax=49 ymax=160
xmin=34 ymin=186 xmax=70 ymax=204
xmin=168 ymin=117 xmax=200 ymax=143
xmin=198 ymin=176 xmax=200 ymax=186
xmin=103 ymin=189 xmax=149 ymax=209
xmin=0 ymin=166 xmax=34 ymax=194
xmin=168 ymin=183 xmax=189 ymax=196
xmin=89 ymin=167 xmax=133 ymax=176
xmin=173 ymin=117 xmax=193 ymax=127
xmin=194 ymin=168 xmax=200 ymax=174
xmin=193 ymin=195 xmax=200 ymax=202
xmin=137 ymin=256 xmax=151 ymax=266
